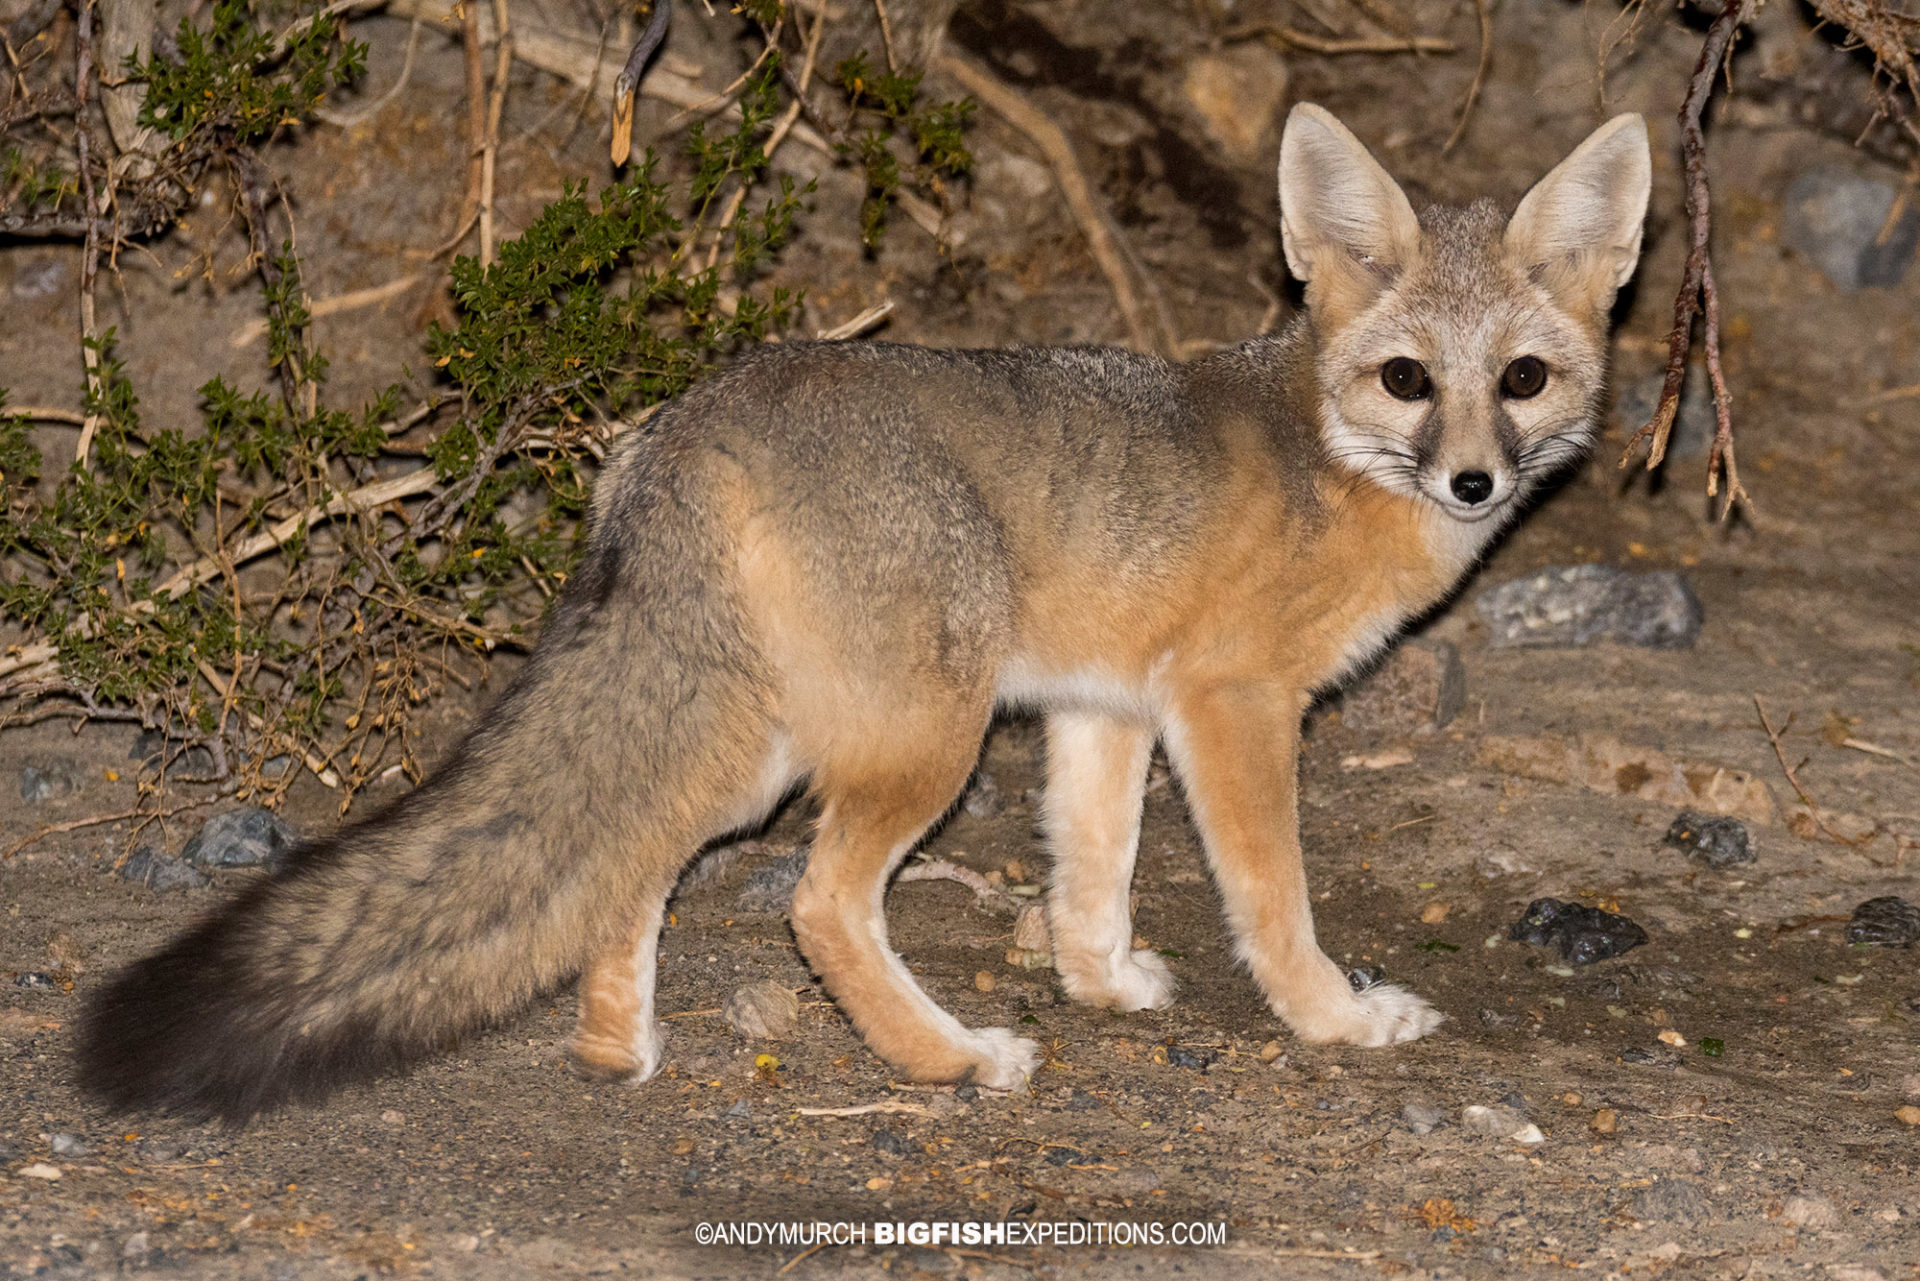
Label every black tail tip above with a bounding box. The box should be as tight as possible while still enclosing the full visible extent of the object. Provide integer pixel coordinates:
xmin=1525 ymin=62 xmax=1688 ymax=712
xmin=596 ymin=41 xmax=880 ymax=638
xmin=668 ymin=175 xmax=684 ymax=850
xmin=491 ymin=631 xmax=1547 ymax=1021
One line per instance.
xmin=74 ymin=907 xmax=404 ymax=1125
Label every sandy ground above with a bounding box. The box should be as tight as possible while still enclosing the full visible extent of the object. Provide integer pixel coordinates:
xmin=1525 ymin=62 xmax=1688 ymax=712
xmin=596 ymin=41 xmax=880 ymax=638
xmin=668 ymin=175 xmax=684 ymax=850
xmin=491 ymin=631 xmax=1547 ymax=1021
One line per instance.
xmin=3 ymin=0 xmax=1918 ymax=1277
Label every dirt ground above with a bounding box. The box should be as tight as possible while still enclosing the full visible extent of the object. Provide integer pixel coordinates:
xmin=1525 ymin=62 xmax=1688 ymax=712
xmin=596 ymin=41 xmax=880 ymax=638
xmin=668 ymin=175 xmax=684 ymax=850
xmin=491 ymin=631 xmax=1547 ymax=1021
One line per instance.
xmin=4 ymin=0 xmax=1919 ymax=1277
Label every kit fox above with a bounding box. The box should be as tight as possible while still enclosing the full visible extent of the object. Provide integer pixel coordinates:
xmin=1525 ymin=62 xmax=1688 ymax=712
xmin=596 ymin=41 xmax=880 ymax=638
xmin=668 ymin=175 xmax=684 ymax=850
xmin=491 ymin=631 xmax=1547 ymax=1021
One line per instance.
xmin=78 ymin=104 xmax=1650 ymax=1120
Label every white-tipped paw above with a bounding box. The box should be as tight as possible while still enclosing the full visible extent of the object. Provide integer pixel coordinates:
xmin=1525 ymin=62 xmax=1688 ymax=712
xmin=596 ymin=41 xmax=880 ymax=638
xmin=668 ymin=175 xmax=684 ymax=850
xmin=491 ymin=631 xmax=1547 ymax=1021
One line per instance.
xmin=963 ymin=1028 xmax=1042 ymax=1090
xmin=1059 ymin=948 xmax=1177 ymax=1013
xmin=1291 ymin=983 xmax=1443 ymax=1048
xmin=567 ymin=1020 xmax=667 ymax=1084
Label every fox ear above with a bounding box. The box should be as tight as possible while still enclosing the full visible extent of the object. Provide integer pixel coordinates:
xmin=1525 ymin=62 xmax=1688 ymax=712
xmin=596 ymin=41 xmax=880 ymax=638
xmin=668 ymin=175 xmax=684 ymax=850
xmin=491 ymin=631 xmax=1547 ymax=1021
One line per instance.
xmin=1278 ymin=104 xmax=1422 ymax=291
xmin=1505 ymin=113 xmax=1652 ymax=307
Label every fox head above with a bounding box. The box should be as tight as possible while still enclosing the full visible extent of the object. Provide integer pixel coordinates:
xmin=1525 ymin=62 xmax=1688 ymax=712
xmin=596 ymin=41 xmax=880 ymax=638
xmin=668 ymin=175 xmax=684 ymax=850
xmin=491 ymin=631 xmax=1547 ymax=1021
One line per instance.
xmin=1278 ymin=105 xmax=1651 ymax=524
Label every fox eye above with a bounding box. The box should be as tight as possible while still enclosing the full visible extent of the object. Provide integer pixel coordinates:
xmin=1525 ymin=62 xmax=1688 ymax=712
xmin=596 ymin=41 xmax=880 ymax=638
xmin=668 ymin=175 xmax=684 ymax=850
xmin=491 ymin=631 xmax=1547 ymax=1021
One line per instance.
xmin=1380 ymin=357 xmax=1432 ymax=401
xmin=1502 ymin=356 xmax=1547 ymax=398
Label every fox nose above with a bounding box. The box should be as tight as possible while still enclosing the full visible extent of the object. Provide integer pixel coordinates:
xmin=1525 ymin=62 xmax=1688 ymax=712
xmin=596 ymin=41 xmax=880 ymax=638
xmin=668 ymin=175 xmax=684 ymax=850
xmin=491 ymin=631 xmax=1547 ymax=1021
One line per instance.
xmin=1450 ymin=471 xmax=1494 ymax=505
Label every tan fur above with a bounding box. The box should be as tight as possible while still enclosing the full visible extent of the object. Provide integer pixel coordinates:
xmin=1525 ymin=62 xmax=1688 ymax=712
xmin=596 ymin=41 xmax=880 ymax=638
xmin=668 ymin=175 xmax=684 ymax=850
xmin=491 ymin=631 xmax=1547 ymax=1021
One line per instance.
xmin=77 ymin=106 xmax=1649 ymax=1120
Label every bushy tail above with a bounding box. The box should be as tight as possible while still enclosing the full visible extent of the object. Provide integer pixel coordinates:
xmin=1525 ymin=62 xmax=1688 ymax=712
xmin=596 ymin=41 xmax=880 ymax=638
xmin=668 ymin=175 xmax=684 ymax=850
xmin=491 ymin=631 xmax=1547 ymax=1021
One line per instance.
xmin=76 ymin=460 xmax=774 ymax=1122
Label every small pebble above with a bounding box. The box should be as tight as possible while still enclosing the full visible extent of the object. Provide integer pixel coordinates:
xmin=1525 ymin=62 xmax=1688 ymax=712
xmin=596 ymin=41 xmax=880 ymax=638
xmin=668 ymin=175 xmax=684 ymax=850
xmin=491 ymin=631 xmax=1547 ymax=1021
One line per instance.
xmin=725 ymin=1099 xmax=751 ymax=1119
xmin=1782 ymin=1195 xmax=1839 ymax=1231
xmin=379 ymin=1110 xmax=405 ymax=1125
xmin=1845 ymin=897 xmax=1920 ymax=948
xmin=1258 ymin=1040 xmax=1284 ymax=1064
xmin=1420 ymin=902 xmax=1450 ymax=924
xmin=870 ymin=1129 xmax=909 ymax=1156
xmin=120 ymin=1231 xmax=150 ymax=1259
xmin=1663 ymin=812 xmax=1754 ymax=868
xmin=1895 ymin=1105 xmax=1920 ymax=1128
xmin=182 ymin=807 xmax=299 ymax=870
xmin=1591 ymin=1108 xmax=1618 ymax=1134
xmin=961 ymin=772 xmax=1006 ymax=819
xmin=13 ymin=972 xmax=55 ymax=990
xmin=1401 ymin=1103 xmax=1446 ymax=1135
xmin=735 ymin=847 xmax=809 ymax=913
xmin=1901 ymin=1074 xmax=1920 ymax=1101
xmin=974 ymin=970 xmax=996 ymax=992
xmin=1461 ymin=1103 xmax=1530 ymax=1139
xmin=1633 ymin=1178 xmax=1710 ymax=1225
xmin=19 ymin=1163 xmax=61 ymax=1180
xmin=1658 ymin=1029 xmax=1687 ymax=1048
xmin=722 ymin=980 xmax=800 ymax=1040
xmin=119 ymin=847 xmax=211 ymax=893
xmin=48 ymin=1134 xmax=90 ymax=1157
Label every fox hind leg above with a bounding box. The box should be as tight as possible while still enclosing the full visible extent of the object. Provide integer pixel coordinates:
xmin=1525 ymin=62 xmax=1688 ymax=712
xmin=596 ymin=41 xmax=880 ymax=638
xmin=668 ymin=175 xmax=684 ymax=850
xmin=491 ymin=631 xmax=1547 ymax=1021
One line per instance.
xmin=790 ymin=710 xmax=1040 ymax=1090
xmin=569 ymin=890 xmax=668 ymax=1082
xmin=1042 ymin=710 xmax=1175 ymax=1012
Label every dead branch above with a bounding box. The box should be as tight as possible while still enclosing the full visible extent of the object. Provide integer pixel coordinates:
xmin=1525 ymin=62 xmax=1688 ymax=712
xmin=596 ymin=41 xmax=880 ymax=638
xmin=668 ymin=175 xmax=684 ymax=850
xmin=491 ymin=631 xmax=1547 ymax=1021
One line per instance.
xmin=896 ymin=855 xmax=1021 ymax=913
xmin=479 ymin=0 xmax=513 ymax=266
xmin=935 ymin=52 xmax=1175 ymax=356
xmin=230 ymin=274 xmax=424 ymax=348
xmin=816 ymin=299 xmax=893 ymax=340
xmin=1754 ymin=694 xmax=1860 ymax=846
xmin=72 ymin=0 xmax=104 ymax=469
xmin=611 ymin=0 xmax=672 ymax=166
xmin=1444 ymin=0 xmax=1491 ymax=153
xmin=1223 ymin=22 xmax=1452 ymax=55
xmin=1620 ymin=0 xmax=1752 ymax=522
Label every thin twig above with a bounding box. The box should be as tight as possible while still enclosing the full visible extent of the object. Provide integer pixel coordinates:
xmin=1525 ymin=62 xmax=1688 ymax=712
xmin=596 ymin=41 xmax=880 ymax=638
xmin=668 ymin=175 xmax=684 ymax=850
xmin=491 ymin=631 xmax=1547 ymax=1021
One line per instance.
xmin=2 ymin=795 xmax=221 ymax=862
xmin=1224 ymin=21 xmax=1452 ymax=55
xmin=230 ymin=274 xmax=422 ymax=347
xmin=1444 ymin=0 xmax=1492 ymax=154
xmin=815 ymin=300 xmax=893 ymax=340
xmin=1621 ymin=0 xmax=1753 ymax=522
xmin=8 ymin=406 xmax=87 ymax=424
xmin=794 ymin=1100 xmax=936 ymax=1118
xmin=479 ymin=0 xmax=513 ymax=266
xmin=1754 ymin=694 xmax=1856 ymax=845
xmin=896 ymin=855 xmax=1020 ymax=912
xmin=871 ymin=0 xmax=897 ymax=72
xmin=73 ymin=0 xmax=104 ymax=468
xmin=935 ymin=53 xmax=1174 ymax=355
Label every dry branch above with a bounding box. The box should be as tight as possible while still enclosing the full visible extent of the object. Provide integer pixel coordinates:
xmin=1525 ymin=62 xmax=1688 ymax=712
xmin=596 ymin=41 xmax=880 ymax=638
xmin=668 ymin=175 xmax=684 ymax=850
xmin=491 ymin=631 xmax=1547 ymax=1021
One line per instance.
xmin=935 ymin=52 xmax=1174 ymax=356
xmin=1621 ymin=0 xmax=1752 ymax=521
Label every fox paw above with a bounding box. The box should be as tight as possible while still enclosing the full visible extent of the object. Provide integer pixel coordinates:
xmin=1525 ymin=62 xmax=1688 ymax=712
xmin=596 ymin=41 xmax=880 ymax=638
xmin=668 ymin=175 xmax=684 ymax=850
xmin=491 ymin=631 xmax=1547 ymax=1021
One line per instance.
xmin=567 ymin=1021 xmax=666 ymax=1084
xmin=1058 ymin=948 xmax=1176 ymax=1013
xmin=962 ymin=1028 xmax=1042 ymax=1091
xmin=1289 ymin=983 xmax=1442 ymax=1048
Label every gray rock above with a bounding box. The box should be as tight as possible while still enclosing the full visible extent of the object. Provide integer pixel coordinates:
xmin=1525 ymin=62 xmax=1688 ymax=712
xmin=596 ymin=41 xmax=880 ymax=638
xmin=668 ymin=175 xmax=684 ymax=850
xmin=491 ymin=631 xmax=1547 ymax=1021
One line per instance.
xmin=1401 ymin=1103 xmax=1447 ymax=1135
xmin=1846 ymin=897 xmax=1920 ymax=947
xmin=1342 ymin=639 xmax=1467 ymax=735
xmin=129 ymin=730 xmax=216 ymax=776
xmin=1461 ymin=1103 xmax=1529 ymax=1138
xmin=181 ymin=807 xmax=298 ymax=870
xmin=120 ymin=846 xmax=212 ymax=893
xmin=1664 ymin=812 xmax=1754 ymax=868
xmin=870 ymin=1129 xmax=910 ymax=1156
xmin=736 ymin=847 xmax=809 ymax=913
xmin=1632 ymin=1178 xmax=1710 ymax=1225
xmin=725 ymin=1099 xmax=752 ymax=1119
xmin=49 ymin=1133 xmax=91 ymax=1157
xmin=1783 ymin=1195 xmax=1840 ymax=1230
xmin=1477 ymin=565 xmax=1702 ymax=650
xmin=19 ymin=759 xmax=83 ymax=803
xmin=1614 ymin=364 xmax=1714 ymax=461
xmin=10 ymin=254 xmax=67 ymax=300
xmin=722 ymin=980 xmax=800 ymax=1040
xmin=1784 ymin=168 xmax=1920 ymax=290
xmin=962 ymin=771 xmax=1006 ymax=819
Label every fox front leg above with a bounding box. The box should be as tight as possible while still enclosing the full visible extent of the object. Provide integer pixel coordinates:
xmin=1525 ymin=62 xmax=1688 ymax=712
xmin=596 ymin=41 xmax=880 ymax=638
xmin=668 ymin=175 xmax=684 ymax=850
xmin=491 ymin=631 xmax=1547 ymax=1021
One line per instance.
xmin=1163 ymin=680 xmax=1442 ymax=1047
